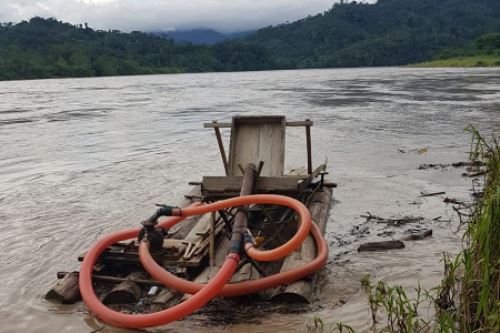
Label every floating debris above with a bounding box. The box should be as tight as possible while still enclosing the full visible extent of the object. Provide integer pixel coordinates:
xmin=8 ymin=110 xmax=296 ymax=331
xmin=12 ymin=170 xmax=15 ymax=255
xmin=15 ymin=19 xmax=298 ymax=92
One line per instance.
xmin=358 ymin=240 xmax=405 ymax=252
xmin=360 ymin=212 xmax=424 ymax=226
xmin=420 ymin=191 xmax=446 ymax=197
xmin=418 ymin=161 xmax=485 ymax=170
xmin=401 ymin=229 xmax=433 ymax=241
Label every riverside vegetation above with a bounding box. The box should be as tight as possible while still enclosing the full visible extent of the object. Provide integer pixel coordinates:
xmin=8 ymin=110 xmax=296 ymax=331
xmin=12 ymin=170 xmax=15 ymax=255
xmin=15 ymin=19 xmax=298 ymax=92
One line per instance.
xmin=1 ymin=0 xmax=500 ymax=80
xmin=411 ymin=33 xmax=500 ymax=68
xmin=306 ymin=128 xmax=500 ymax=332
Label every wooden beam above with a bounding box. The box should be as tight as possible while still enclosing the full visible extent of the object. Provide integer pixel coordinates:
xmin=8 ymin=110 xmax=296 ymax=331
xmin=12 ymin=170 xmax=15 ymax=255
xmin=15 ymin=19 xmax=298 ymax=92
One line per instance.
xmin=286 ymin=120 xmax=314 ymax=127
xmin=203 ymin=120 xmax=314 ymax=128
xmin=305 ymin=119 xmax=312 ymax=174
xmin=212 ymin=121 xmax=229 ymax=175
xmin=204 ymin=122 xmax=231 ymax=128
xmin=297 ymin=164 xmax=327 ymax=191
xmin=202 ymin=176 xmax=302 ymax=194
xmin=57 ymin=272 xmax=163 ymax=286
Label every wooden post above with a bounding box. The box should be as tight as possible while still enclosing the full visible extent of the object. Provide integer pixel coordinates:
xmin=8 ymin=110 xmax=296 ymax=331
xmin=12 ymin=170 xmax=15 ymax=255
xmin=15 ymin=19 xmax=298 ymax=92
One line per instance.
xmin=305 ymin=119 xmax=312 ymax=174
xmin=209 ymin=211 xmax=215 ymax=267
xmin=213 ymin=121 xmax=229 ymax=175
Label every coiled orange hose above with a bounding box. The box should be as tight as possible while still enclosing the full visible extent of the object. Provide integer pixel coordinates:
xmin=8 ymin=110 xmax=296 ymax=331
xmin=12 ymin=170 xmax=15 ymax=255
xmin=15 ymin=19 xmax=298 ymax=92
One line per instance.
xmin=140 ymin=222 xmax=327 ymax=297
xmin=79 ymin=194 xmax=327 ymax=328
xmin=177 ymin=194 xmax=312 ymax=261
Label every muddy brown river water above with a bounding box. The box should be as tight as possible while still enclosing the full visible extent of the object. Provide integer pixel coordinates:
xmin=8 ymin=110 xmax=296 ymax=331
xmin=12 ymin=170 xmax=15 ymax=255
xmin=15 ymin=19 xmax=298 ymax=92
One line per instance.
xmin=0 ymin=68 xmax=499 ymax=332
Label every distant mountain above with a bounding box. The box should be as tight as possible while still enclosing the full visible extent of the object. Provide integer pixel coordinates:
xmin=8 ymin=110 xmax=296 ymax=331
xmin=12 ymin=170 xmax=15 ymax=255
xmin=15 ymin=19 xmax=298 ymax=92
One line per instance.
xmin=240 ymin=0 xmax=500 ymax=67
xmin=155 ymin=29 xmax=254 ymax=45
xmin=1 ymin=0 xmax=500 ymax=81
xmin=0 ymin=18 xmax=272 ymax=81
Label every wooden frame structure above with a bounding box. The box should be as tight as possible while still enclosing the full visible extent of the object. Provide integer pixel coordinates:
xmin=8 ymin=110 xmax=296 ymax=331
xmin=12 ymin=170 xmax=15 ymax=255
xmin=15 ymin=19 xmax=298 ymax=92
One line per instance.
xmin=203 ymin=116 xmax=314 ymax=176
xmin=201 ymin=116 xmax=321 ymax=198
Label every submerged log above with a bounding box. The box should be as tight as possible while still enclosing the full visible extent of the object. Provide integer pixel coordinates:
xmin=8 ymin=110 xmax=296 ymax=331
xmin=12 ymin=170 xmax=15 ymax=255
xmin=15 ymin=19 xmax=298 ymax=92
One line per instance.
xmin=271 ymin=187 xmax=333 ymax=303
xmin=102 ymin=272 xmax=144 ymax=304
xmin=45 ymin=271 xmax=81 ymax=304
xmin=150 ymin=288 xmax=177 ymax=312
xmin=401 ymin=229 xmax=433 ymax=241
xmin=357 ymin=240 xmax=405 ymax=252
xmin=56 ymin=271 xmax=162 ymax=286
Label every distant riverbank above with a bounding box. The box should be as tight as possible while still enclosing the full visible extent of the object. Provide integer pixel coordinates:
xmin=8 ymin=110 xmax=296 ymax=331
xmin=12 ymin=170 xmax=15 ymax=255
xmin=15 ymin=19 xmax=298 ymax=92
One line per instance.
xmin=409 ymin=55 xmax=500 ymax=68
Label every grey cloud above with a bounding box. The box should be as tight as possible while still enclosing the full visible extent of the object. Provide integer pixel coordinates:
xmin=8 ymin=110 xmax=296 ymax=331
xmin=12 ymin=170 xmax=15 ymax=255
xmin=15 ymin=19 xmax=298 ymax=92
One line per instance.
xmin=0 ymin=0 xmax=361 ymax=32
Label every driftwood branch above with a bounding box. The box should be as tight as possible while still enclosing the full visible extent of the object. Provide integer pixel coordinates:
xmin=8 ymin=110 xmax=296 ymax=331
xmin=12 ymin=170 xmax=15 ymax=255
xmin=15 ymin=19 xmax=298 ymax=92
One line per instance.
xmin=358 ymin=240 xmax=405 ymax=252
xmin=418 ymin=161 xmax=485 ymax=170
xmin=420 ymin=191 xmax=445 ymax=197
xmin=401 ymin=229 xmax=433 ymax=241
xmin=360 ymin=212 xmax=424 ymax=225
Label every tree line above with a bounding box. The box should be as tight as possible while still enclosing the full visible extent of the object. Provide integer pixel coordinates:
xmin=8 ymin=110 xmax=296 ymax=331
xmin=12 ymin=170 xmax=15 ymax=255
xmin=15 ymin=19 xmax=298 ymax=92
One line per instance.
xmin=0 ymin=0 xmax=499 ymax=81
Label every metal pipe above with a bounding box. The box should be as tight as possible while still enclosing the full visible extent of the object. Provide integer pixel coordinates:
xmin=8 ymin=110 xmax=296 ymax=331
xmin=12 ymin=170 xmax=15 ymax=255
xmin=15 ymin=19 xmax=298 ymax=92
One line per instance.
xmin=229 ymin=163 xmax=257 ymax=254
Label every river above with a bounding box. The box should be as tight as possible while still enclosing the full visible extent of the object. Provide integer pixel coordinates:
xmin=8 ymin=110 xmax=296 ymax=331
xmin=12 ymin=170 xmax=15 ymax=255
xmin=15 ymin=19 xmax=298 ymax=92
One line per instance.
xmin=0 ymin=67 xmax=499 ymax=332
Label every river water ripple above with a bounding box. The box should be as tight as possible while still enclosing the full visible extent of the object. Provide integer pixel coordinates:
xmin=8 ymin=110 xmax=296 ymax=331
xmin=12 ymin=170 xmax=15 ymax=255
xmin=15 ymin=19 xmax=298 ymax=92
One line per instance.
xmin=0 ymin=68 xmax=499 ymax=332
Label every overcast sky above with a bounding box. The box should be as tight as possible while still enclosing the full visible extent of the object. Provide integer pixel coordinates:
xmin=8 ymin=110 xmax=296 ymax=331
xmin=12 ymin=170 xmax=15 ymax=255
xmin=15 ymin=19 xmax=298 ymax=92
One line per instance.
xmin=0 ymin=0 xmax=376 ymax=33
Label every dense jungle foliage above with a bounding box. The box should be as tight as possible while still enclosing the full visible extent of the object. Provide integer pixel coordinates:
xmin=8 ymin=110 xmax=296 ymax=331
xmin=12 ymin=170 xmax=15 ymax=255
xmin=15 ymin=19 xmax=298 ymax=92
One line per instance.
xmin=0 ymin=0 xmax=499 ymax=80
xmin=411 ymin=32 xmax=500 ymax=67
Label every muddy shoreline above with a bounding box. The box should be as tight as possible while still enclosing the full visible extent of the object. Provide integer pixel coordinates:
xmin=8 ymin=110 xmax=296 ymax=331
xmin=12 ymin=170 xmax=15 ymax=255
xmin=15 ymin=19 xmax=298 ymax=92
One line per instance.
xmin=0 ymin=67 xmax=498 ymax=332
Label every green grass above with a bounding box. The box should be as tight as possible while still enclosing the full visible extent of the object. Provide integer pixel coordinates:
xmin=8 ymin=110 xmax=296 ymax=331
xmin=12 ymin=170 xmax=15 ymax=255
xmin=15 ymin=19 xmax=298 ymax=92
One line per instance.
xmin=455 ymin=127 xmax=499 ymax=332
xmin=306 ymin=129 xmax=499 ymax=332
xmin=408 ymin=55 xmax=500 ymax=68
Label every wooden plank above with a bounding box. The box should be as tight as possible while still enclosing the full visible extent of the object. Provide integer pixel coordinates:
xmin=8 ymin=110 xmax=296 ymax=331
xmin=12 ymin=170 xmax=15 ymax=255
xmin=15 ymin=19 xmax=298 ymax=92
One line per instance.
xmin=287 ymin=167 xmax=307 ymax=176
xmin=203 ymin=122 xmax=231 ymax=128
xmin=229 ymin=122 xmax=260 ymax=176
xmin=202 ymin=176 xmax=301 ymax=194
xmin=228 ymin=116 xmax=286 ymax=176
xmin=286 ymin=120 xmax=313 ymax=127
xmin=203 ymin=120 xmax=313 ymax=128
xmin=258 ymin=120 xmax=285 ymax=176
xmin=297 ymin=164 xmax=327 ymax=191
xmin=258 ymin=123 xmax=275 ymax=177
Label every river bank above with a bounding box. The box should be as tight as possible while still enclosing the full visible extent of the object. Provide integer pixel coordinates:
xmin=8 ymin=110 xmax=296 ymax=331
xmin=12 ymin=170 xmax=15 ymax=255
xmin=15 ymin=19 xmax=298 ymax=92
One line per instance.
xmin=409 ymin=55 xmax=500 ymax=68
xmin=307 ymin=129 xmax=499 ymax=332
xmin=0 ymin=67 xmax=498 ymax=332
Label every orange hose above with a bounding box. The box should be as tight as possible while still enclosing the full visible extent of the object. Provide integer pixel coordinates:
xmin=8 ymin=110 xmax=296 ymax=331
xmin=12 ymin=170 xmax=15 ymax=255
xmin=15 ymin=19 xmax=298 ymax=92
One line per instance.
xmin=179 ymin=194 xmax=312 ymax=261
xmin=79 ymin=215 xmax=240 ymax=328
xmin=140 ymin=222 xmax=327 ymax=297
xmin=79 ymin=195 xmax=327 ymax=328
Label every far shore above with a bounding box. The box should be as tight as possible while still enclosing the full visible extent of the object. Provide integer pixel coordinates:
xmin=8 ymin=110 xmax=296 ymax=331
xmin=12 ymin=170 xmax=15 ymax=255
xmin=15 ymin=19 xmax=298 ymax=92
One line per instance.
xmin=408 ymin=55 xmax=500 ymax=68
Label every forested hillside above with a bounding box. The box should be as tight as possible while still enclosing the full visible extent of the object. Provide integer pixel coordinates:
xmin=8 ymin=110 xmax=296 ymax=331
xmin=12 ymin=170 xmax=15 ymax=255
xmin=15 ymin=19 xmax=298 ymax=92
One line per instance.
xmin=156 ymin=29 xmax=253 ymax=45
xmin=0 ymin=17 xmax=271 ymax=80
xmin=0 ymin=0 xmax=499 ymax=80
xmin=243 ymin=0 xmax=500 ymax=68
xmin=411 ymin=32 xmax=500 ymax=67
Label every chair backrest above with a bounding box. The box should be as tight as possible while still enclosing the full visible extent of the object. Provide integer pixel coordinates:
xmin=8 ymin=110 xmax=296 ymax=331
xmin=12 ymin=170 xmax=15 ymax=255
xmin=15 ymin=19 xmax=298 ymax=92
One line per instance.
xmin=228 ymin=116 xmax=286 ymax=177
